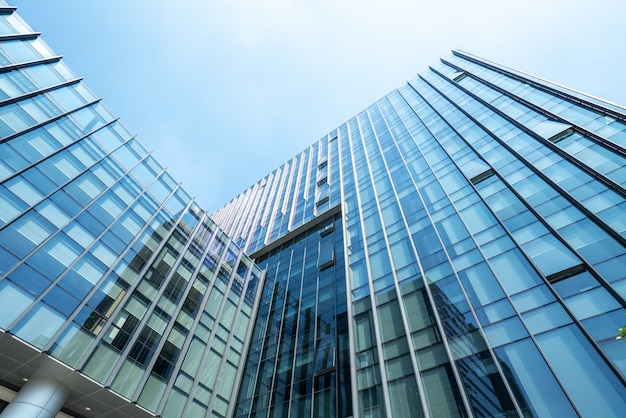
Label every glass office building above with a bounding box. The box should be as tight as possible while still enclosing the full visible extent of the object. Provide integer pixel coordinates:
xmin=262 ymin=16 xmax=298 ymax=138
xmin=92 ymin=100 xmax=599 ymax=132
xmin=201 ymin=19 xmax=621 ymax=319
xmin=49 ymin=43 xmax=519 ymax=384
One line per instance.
xmin=1 ymin=2 xmax=626 ymax=417
xmin=0 ymin=4 xmax=263 ymax=418
xmin=214 ymin=53 xmax=626 ymax=418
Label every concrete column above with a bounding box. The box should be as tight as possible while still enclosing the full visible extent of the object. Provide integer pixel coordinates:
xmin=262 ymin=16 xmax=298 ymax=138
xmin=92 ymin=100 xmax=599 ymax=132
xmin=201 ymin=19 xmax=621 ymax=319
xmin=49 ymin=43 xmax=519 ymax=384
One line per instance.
xmin=0 ymin=376 xmax=69 ymax=418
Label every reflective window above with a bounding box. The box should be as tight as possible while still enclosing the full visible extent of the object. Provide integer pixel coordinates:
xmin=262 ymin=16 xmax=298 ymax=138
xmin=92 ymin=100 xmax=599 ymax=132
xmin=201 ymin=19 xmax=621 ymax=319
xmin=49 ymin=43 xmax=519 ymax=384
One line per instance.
xmin=494 ymin=339 xmax=576 ymax=417
xmin=536 ymin=325 xmax=626 ymax=416
xmin=488 ymin=249 xmax=541 ymax=295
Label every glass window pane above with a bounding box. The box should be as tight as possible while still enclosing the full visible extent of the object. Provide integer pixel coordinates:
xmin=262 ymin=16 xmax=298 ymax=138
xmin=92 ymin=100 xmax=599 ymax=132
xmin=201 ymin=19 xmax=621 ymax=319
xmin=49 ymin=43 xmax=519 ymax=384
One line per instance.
xmin=521 ymin=234 xmax=581 ymax=277
xmin=6 ymin=175 xmax=43 ymax=206
xmin=563 ymin=287 xmax=621 ymax=320
xmin=494 ymin=339 xmax=577 ymax=417
xmin=521 ymin=302 xmax=571 ymax=334
xmin=421 ymin=364 xmax=464 ymax=418
xmin=0 ymin=211 xmax=54 ymax=257
xmin=50 ymin=323 xmax=94 ymax=367
xmin=0 ymin=280 xmax=35 ymax=328
xmin=0 ymin=187 xmax=27 ymax=225
xmin=489 ymin=249 xmax=541 ymax=295
xmin=483 ymin=316 xmax=528 ymax=347
xmin=110 ymin=359 xmax=143 ymax=398
xmin=457 ymin=262 xmax=504 ymax=306
xmin=13 ymin=302 xmax=66 ymax=348
xmin=388 ymin=376 xmax=424 ymax=418
xmin=536 ymin=324 xmax=626 ymax=416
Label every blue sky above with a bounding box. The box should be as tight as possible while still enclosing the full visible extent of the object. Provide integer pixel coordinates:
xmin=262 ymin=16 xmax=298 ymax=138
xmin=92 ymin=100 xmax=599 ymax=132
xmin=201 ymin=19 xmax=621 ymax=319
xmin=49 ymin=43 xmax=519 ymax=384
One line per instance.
xmin=10 ymin=0 xmax=626 ymax=212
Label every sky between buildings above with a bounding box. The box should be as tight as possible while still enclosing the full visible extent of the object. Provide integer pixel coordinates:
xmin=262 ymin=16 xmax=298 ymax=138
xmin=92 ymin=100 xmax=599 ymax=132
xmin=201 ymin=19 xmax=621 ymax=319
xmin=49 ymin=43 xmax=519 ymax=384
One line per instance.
xmin=9 ymin=0 xmax=626 ymax=212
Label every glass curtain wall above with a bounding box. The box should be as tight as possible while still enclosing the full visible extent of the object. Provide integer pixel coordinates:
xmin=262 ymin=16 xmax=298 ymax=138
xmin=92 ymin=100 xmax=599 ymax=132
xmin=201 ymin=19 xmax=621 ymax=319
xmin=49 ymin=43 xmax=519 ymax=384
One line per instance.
xmin=0 ymin=6 xmax=264 ymax=417
xmin=235 ymin=214 xmax=351 ymax=418
xmin=217 ymin=51 xmax=626 ymax=417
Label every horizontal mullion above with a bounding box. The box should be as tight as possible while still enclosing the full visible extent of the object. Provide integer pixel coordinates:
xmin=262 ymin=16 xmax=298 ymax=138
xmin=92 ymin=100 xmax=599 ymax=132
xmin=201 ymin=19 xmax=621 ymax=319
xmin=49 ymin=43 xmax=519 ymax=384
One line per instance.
xmin=0 ymin=55 xmax=62 ymax=74
xmin=0 ymin=76 xmax=83 ymax=107
xmin=0 ymin=31 xmax=40 ymax=41
xmin=0 ymin=97 xmax=102 ymax=144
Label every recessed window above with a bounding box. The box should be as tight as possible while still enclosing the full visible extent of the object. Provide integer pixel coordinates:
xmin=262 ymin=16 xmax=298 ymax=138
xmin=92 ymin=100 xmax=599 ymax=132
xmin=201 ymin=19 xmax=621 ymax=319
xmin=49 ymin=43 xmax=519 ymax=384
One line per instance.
xmin=319 ymin=223 xmax=334 ymax=237
xmin=453 ymin=72 xmax=467 ymax=82
xmin=315 ymin=196 xmax=329 ymax=207
xmin=546 ymin=264 xmax=585 ymax=284
xmin=470 ymin=169 xmax=494 ymax=185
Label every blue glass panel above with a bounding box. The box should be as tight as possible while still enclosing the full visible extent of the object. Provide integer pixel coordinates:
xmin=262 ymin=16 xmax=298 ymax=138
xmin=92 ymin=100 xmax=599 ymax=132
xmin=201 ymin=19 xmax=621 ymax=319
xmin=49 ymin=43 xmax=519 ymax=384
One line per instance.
xmin=457 ymin=262 xmax=504 ymax=307
xmin=31 ymin=232 xmax=81 ymax=278
xmin=0 ymin=186 xmax=28 ymax=226
xmin=560 ymin=218 xmax=623 ymax=264
xmin=474 ymin=298 xmax=515 ymax=325
xmin=521 ymin=302 xmax=572 ymax=334
xmin=480 ymin=235 xmax=515 ymax=258
xmin=483 ymin=316 xmax=528 ymax=347
xmin=49 ymin=190 xmax=82 ymax=218
xmin=489 ymin=249 xmax=542 ymax=295
xmin=369 ymin=249 xmax=392 ymax=279
xmin=552 ymin=270 xmax=597 ymax=297
xmin=458 ymin=203 xmax=497 ymax=235
xmin=521 ymin=234 xmax=581 ymax=277
xmin=536 ymin=324 xmax=626 ymax=416
xmin=7 ymin=262 xmax=51 ymax=296
xmin=435 ymin=215 xmax=469 ymax=246
xmin=455 ymin=351 xmax=517 ymax=417
xmin=42 ymin=285 xmax=80 ymax=316
xmin=0 ymin=245 xmax=19 ymax=276
xmin=563 ymin=287 xmax=621 ymax=320
xmin=412 ymin=225 xmax=443 ymax=258
xmin=510 ymin=285 xmax=555 ymax=313
xmin=76 ymin=210 xmax=106 ymax=237
xmin=582 ymin=309 xmax=626 ymax=341
xmin=429 ymin=276 xmax=469 ymax=320
xmin=421 ymin=250 xmax=448 ymax=271
xmin=598 ymin=338 xmax=626 ymax=378
xmin=13 ymin=303 xmax=65 ymax=351
xmin=0 ymin=145 xmax=28 ymax=175
xmin=0 ymin=279 xmax=35 ymax=328
xmin=494 ymin=339 xmax=576 ymax=417
xmin=56 ymin=269 xmax=94 ymax=300
xmin=0 ymin=210 xmax=55 ymax=258
xmin=594 ymin=255 xmax=626 ymax=284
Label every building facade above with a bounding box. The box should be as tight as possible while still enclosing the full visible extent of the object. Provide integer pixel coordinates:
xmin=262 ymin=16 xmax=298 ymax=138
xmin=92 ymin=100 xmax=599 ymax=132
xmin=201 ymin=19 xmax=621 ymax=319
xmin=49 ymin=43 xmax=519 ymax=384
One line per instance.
xmin=214 ymin=52 xmax=626 ymax=417
xmin=0 ymin=4 xmax=264 ymax=417
xmin=0 ymin=2 xmax=626 ymax=418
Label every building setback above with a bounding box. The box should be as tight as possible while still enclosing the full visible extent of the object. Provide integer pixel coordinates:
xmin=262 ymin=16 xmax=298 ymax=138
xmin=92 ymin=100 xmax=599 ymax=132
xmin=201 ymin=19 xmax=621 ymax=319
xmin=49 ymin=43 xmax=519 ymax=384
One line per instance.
xmin=0 ymin=2 xmax=626 ymax=418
